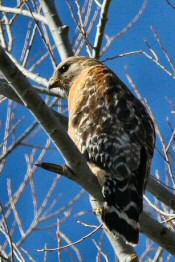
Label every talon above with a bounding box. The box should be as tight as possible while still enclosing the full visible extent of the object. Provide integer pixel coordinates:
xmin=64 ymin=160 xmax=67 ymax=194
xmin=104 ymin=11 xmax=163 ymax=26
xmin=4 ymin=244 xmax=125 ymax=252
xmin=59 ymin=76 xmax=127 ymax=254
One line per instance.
xmin=94 ymin=207 xmax=102 ymax=215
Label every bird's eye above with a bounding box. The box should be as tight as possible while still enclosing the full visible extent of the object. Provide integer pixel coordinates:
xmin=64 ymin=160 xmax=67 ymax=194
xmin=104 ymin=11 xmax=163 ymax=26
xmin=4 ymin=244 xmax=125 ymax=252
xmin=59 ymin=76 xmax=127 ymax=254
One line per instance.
xmin=59 ymin=64 xmax=70 ymax=74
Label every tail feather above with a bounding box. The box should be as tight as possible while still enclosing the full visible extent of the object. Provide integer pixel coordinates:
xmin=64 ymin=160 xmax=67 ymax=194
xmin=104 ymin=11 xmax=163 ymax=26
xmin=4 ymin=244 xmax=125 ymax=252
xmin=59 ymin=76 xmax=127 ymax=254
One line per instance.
xmin=101 ymin=175 xmax=142 ymax=244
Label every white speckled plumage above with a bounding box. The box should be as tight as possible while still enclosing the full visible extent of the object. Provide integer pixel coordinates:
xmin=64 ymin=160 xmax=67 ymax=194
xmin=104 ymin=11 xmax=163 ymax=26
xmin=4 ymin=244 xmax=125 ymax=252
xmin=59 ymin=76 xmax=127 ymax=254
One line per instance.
xmin=48 ymin=56 xmax=155 ymax=244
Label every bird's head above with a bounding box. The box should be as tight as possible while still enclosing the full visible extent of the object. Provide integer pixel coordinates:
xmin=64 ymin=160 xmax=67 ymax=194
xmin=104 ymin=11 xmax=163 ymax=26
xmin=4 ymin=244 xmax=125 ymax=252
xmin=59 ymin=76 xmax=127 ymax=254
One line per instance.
xmin=48 ymin=56 xmax=101 ymax=99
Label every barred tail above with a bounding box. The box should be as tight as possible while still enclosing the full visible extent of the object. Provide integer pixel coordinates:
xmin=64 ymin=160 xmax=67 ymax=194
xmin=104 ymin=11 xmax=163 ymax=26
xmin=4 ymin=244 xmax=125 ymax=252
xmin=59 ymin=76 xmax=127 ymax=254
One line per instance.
xmin=101 ymin=176 xmax=142 ymax=244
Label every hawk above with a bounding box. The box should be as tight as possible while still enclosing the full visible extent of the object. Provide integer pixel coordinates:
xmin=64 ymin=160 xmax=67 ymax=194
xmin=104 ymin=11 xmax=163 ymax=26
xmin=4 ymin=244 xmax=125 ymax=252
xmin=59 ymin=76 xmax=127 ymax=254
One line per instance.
xmin=48 ymin=56 xmax=155 ymax=244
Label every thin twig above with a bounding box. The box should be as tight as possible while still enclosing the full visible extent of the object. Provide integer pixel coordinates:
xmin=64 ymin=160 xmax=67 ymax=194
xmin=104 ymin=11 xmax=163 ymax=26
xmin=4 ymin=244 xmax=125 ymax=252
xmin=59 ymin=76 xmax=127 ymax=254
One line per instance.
xmin=0 ymin=202 xmax=15 ymax=262
xmin=165 ymin=0 xmax=175 ymax=10
xmin=65 ymin=0 xmax=93 ymax=55
xmin=0 ymin=5 xmax=47 ymax=24
xmin=144 ymin=195 xmax=175 ymax=217
xmin=101 ymin=0 xmax=148 ymax=55
xmin=20 ymin=247 xmax=37 ymax=262
xmin=7 ymin=179 xmax=25 ymax=238
xmin=93 ymin=239 xmax=110 ymax=262
xmin=24 ymin=1 xmax=57 ymax=68
xmin=76 ymin=220 xmax=99 ymax=228
xmin=37 ymin=224 xmax=102 ymax=252
xmin=151 ymin=25 xmax=175 ymax=73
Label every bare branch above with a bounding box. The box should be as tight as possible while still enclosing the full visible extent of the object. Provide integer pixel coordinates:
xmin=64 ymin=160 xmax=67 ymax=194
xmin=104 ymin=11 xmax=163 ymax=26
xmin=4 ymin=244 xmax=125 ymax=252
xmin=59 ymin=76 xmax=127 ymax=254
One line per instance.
xmin=93 ymin=239 xmax=110 ymax=262
xmin=147 ymin=177 xmax=175 ymax=212
xmin=0 ymin=5 xmax=47 ymax=24
xmin=151 ymin=26 xmax=175 ymax=74
xmin=66 ymin=0 xmax=93 ymax=56
xmin=0 ymin=121 xmax=38 ymax=162
xmin=24 ymin=1 xmax=57 ymax=68
xmin=7 ymin=180 xmax=25 ymax=238
xmin=140 ymin=212 xmax=175 ymax=256
xmin=37 ymin=224 xmax=102 ymax=252
xmin=39 ymin=0 xmax=74 ymax=59
xmin=101 ymin=0 xmax=148 ymax=55
xmin=92 ymin=0 xmax=112 ymax=59
xmin=165 ymin=0 xmax=175 ymax=10
xmin=0 ymin=202 xmax=15 ymax=262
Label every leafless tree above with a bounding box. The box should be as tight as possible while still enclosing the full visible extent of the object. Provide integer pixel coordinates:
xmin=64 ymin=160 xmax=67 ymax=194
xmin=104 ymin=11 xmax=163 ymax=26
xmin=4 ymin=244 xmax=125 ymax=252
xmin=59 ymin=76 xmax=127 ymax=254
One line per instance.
xmin=0 ymin=1 xmax=175 ymax=261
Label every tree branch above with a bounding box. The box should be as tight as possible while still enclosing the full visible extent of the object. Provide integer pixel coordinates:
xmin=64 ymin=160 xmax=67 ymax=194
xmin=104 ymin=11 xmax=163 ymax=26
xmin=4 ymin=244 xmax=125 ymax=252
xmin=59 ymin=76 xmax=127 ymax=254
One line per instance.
xmin=0 ymin=5 xmax=47 ymax=24
xmin=140 ymin=212 xmax=175 ymax=255
xmin=39 ymin=0 xmax=74 ymax=60
xmin=101 ymin=0 xmax=148 ymax=56
xmin=92 ymin=0 xmax=112 ymax=59
xmin=147 ymin=176 xmax=175 ymax=212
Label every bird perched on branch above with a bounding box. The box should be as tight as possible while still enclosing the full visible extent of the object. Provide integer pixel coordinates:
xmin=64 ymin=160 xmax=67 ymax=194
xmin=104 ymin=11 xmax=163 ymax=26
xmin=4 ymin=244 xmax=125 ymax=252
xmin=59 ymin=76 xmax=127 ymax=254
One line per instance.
xmin=48 ymin=56 xmax=155 ymax=244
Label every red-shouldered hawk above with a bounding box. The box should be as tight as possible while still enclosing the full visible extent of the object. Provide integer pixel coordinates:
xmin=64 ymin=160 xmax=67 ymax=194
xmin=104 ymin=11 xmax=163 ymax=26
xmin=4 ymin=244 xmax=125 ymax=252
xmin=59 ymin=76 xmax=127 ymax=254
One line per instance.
xmin=48 ymin=56 xmax=155 ymax=244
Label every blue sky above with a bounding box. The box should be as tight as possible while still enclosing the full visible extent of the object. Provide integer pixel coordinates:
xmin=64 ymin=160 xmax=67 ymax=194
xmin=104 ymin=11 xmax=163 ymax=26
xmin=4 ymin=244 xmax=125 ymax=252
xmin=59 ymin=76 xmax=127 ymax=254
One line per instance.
xmin=1 ymin=0 xmax=175 ymax=261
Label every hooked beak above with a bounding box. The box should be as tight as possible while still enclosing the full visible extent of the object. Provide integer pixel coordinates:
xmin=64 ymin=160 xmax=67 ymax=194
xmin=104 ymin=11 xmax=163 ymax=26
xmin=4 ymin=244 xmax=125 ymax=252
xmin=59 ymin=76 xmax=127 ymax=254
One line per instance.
xmin=47 ymin=76 xmax=68 ymax=99
xmin=48 ymin=77 xmax=61 ymax=90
